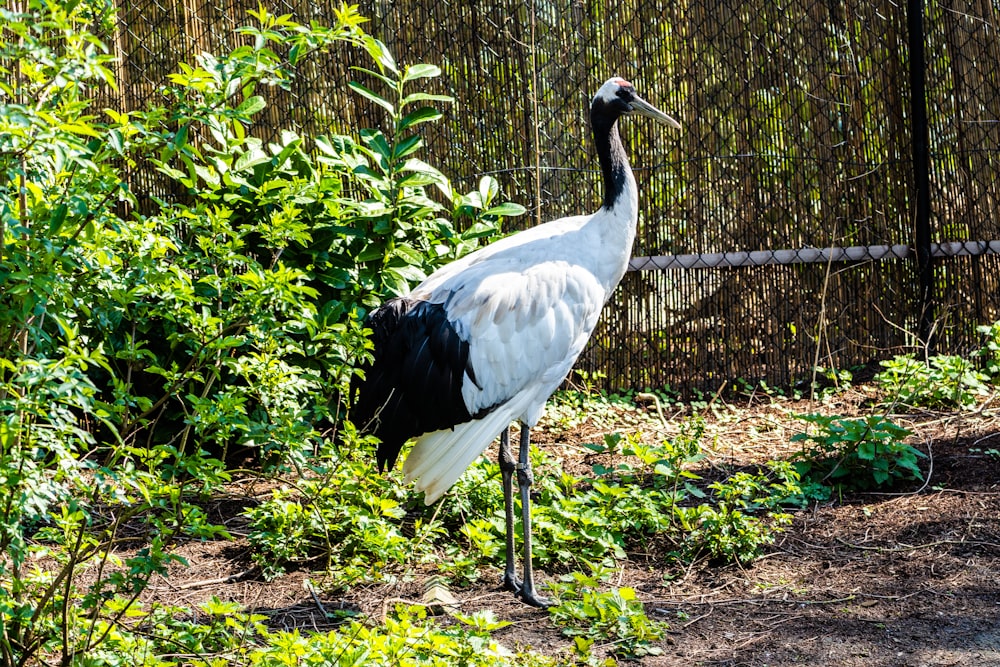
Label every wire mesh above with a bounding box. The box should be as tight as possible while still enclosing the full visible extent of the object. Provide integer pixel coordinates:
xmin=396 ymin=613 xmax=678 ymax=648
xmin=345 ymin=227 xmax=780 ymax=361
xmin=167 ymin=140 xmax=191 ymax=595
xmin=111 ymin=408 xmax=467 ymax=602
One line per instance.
xmin=107 ymin=0 xmax=1000 ymax=394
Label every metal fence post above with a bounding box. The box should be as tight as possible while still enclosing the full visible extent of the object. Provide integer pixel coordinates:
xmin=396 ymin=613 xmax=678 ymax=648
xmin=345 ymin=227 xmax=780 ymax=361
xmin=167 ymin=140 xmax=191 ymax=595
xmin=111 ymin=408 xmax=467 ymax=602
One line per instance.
xmin=906 ymin=0 xmax=935 ymax=350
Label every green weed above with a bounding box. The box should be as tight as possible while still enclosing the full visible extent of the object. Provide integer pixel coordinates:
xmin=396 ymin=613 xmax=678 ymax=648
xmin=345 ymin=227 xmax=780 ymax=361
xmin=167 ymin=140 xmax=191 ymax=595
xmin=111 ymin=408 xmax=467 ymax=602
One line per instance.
xmin=548 ymin=567 xmax=666 ymax=659
xmin=876 ymin=353 xmax=991 ymax=411
xmin=977 ymin=321 xmax=1000 ymax=382
xmin=791 ymin=413 xmax=924 ymax=490
xmin=244 ymin=456 xmax=417 ymax=584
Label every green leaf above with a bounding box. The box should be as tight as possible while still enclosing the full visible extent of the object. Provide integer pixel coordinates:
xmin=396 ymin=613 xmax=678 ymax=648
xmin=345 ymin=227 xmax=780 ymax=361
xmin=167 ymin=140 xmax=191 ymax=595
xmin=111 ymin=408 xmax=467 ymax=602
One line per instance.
xmin=479 ymin=175 xmax=499 ymax=204
xmin=398 ymin=107 xmax=442 ymax=131
xmin=348 ymin=81 xmax=394 ymax=114
xmin=48 ymin=203 xmax=68 ymax=235
xmin=402 ymin=63 xmax=441 ymax=82
xmin=236 ymin=95 xmax=266 ymax=117
xmin=483 ymin=202 xmax=526 ymax=218
xmin=155 ymin=163 xmax=187 ymax=181
xmin=390 ymin=245 xmax=425 ymax=265
xmin=363 ymin=36 xmax=398 ymax=74
xmin=107 ymin=128 xmax=124 ymax=155
xmin=856 ymin=441 xmax=876 ymax=460
xmin=460 ymin=221 xmax=501 ymax=240
xmin=401 ymin=158 xmax=447 ymax=186
xmin=397 ymin=172 xmax=440 ymax=188
xmin=233 ymin=146 xmax=271 ymax=172
xmin=401 ymin=92 xmax=454 ymax=106
xmin=356 ymin=244 xmax=385 ymax=262
xmin=360 ymin=130 xmax=393 ymax=161
xmin=684 ymin=482 xmax=706 ymax=498
xmin=391 ymin=134 xmax=422 ymax=161
xmin=350 ymin=66 xmax=399 ymax=92
xmin=173 ymin=124 xmax=189 ymax=150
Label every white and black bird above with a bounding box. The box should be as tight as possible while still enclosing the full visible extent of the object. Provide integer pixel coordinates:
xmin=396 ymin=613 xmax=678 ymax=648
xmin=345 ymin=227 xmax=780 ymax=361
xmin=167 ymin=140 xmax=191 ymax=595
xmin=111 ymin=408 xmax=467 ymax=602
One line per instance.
xmin=350 ymin=77 xmax=679 ymax=607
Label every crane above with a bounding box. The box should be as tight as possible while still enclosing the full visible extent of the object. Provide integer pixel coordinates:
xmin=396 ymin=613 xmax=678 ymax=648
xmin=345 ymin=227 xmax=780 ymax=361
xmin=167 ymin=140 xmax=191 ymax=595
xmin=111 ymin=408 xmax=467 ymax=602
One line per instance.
xmin=350 ymin=77 xmax=680 ymax=607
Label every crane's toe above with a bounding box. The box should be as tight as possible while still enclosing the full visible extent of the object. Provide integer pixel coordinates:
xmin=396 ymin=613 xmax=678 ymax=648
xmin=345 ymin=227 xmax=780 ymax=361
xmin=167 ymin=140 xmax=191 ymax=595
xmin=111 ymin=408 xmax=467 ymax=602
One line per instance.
xmin=518 ymin=588 xmax=555 ymax=609
xmin=502 ymin=570 xmax=522 ymax=593
xmin=502 ymin=572 xmax=554 ymax=608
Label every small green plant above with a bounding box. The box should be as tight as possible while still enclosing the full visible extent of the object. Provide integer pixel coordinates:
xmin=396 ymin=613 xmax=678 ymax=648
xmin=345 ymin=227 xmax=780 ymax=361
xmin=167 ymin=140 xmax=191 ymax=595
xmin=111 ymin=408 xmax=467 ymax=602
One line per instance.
xmin=244 ymin=457 xmax=415 ymax=584
xmin=809 ymin=365 xmax=854 ymax=400
xmin=674 ymin=461 xmax=803 ymax=563
xmin=677 ymin=503 xmax=791 ymax=564
xmin=791 ymin=413 xmax=924 ymax=490
xmin=977 ymin=321 xmax=1000 ymax=382
xmin=93 ymin=600 xmax=552 ymax=667
xmin=876 ymin=353 xmax=991 ymax=410
xmin=548 ymin=567 xmax=666 ymax=660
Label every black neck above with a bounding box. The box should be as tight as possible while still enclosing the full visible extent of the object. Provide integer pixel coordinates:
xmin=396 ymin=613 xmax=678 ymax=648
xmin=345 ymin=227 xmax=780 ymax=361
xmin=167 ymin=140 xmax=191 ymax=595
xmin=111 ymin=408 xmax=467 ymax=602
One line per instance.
xmin=591 ymin=105 xmax=630 ymax=210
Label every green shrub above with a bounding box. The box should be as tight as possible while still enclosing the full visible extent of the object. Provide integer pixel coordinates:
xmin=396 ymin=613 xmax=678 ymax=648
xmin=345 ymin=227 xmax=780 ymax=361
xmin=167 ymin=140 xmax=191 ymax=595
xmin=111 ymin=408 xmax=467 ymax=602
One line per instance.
xmin=875 ymin=353 xmax=991 ymax=411
xmin=94 ymin=600 xmax=553 ymax=667
xmin=0 ymin=1 xmax=521 ymax=662
xmin=791 ymin=413 xmax=924 ymax=490
xmin=977 ymin=321 xmax=1000 ymax=382
xmin=244 ymin=457 xmax=419 ymax=585
xmin=548 ymin=567 xmax=666 ymax=660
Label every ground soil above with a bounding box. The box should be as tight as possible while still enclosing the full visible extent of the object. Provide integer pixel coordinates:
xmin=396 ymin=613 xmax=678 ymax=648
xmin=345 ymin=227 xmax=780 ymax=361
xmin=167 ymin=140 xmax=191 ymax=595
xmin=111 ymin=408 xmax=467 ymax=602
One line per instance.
xmin=144 ymin=388 xmax=1000 ymax=666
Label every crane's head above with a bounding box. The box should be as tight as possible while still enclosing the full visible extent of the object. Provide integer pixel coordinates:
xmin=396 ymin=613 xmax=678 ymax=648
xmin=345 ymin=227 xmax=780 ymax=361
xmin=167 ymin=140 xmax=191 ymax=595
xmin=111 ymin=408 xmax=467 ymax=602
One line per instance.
xmin=592 ymin=77 xmax=681 ymax=129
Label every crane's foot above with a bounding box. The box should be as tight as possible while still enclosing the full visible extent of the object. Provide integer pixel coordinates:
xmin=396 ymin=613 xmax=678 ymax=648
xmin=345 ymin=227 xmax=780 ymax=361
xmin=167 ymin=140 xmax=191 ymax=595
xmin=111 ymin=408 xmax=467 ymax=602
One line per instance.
xmin=502 ymin=572 xmax=554 ymax=608
xmin=501 ymin=571 xmax=522 ymax=592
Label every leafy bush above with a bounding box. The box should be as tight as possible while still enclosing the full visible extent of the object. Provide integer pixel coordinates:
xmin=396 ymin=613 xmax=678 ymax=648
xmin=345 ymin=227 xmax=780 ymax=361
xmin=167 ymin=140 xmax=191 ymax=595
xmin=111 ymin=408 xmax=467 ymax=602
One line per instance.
xmin=1 ymin=1 xmax=521 ymax=662
xmin=671 ymin=460 xmax=804 ymax=564
xmin=875 ymin=353 xmax=991 ymax=411
xmin=791 ymin=413 xmax=924 ymax=490
xmin=548 ymin=566 xmax=666 ymax=660
xmin=438 ymin=416 xmax=799 ymax=575
xmin=244 ymin=456 xmax=420 ymax=584
xmin=95 ymin=600 xmax=554 ymax=667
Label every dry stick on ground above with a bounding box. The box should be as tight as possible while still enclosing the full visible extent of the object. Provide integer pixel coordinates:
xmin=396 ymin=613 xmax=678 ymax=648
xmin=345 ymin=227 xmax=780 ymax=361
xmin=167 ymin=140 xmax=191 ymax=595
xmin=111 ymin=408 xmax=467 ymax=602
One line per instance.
xmin=651 ymin=587 xmax=932 ymax=612
xmin=174 ymin=569 xmax=257 ymax=590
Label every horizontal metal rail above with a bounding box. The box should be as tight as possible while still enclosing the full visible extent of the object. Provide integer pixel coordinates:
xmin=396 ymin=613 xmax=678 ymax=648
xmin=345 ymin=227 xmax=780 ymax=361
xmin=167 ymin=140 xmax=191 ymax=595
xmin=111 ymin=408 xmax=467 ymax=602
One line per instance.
xmin=628 ymin=240 xmax=1000 ymax=271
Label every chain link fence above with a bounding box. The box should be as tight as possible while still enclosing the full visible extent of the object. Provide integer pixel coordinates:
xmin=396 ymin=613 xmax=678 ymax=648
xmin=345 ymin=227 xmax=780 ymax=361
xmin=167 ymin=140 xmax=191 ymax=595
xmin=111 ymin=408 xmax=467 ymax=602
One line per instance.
xmin=111 ymin=0 xmax=1000 ymax=394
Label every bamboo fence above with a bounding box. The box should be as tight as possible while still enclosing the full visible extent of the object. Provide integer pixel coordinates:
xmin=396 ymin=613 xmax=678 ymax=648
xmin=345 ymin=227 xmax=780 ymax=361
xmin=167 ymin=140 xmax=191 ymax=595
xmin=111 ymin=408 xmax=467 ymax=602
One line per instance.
xmin=109 ymin=0 xmax=1000 ymax=394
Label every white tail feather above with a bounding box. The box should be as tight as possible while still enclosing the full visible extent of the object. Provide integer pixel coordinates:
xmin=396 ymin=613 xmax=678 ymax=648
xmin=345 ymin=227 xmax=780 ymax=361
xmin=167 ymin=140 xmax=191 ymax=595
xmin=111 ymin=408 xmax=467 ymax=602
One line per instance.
xmin=403 ymin=406 xmax=520 ymax=505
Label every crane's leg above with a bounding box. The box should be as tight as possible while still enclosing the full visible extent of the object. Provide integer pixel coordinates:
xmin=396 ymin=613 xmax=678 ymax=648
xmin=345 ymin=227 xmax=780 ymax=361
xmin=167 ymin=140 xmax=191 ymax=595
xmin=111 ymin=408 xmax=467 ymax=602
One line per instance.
xmin=514 ymin=422 xmax=553 ymax=608
xmin=498 ymin=426 xmax=521 ymax=594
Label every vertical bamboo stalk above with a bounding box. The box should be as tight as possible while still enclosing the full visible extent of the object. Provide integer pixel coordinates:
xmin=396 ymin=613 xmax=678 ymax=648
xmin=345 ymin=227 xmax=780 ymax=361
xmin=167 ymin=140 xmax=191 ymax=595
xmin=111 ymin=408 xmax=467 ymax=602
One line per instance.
xmin=529 ymin=0 xmax=542 ymax=227
xmin=906 ymin=0 xmax=935 ymax=349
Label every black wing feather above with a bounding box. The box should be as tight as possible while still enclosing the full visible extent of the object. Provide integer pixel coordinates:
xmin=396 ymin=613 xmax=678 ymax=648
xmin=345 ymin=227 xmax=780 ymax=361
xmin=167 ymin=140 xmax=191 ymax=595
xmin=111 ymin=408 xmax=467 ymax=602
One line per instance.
xmin=350 ymin=298 xmax=480 ymax=471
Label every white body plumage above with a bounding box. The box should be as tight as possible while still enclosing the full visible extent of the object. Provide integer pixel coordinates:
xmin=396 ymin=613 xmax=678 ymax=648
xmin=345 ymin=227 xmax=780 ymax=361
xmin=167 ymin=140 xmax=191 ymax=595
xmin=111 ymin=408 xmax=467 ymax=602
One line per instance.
xmin=402 ymin=184 xmax=639 ymax=502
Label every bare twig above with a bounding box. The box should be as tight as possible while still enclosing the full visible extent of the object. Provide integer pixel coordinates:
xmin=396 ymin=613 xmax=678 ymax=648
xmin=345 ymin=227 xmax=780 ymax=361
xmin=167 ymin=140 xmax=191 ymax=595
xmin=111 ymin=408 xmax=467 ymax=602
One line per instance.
xmin=174 ymin=569 xmax=257 ymax=590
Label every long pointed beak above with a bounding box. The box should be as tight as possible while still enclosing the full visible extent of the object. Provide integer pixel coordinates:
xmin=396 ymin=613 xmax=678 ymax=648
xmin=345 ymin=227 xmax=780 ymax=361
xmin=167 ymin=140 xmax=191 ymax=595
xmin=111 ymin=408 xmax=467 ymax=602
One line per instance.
xmin=629 ymin=95 xmax=681 ymax=129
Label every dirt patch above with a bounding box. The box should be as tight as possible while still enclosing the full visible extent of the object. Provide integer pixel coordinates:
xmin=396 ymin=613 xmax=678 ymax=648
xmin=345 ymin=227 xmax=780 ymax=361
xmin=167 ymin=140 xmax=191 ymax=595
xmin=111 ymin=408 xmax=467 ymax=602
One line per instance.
xmin=142 ymin=392 xmax=1000 ymax=665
